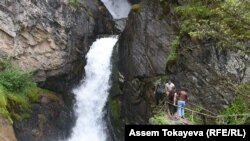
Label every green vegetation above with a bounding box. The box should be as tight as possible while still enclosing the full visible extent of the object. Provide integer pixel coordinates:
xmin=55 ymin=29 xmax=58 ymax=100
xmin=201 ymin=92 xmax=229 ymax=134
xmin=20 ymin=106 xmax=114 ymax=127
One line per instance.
xmin=166 ymin=36 xmax=180 ymax=67
xmin=0 ymin=63 xmax=31 ymax=92
xmin=217 ymin=84 xmax=250 ymax=124
xmin=109 ymin=97 xmax=120 ymax=119
xmin=69 ymin=0 xmax=81 ymax=7
xmin=132 ymin=4 xmax=141 ymax=12
xmin=0 ymin=61 xmax=39 ymax=123
xmin=174 ymin=0 xmax=250 ymax=49
xmin=149 ymin=111 xmax=169 ymax=125
xmin=185 ymin=106 xmax=203 ymax=124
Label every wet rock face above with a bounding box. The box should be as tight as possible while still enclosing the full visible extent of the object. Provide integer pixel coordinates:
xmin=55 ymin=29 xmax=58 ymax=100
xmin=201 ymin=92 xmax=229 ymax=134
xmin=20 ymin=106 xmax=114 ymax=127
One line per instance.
xmin=118 ymin=0 xmax=177 ymax=123
xmin=0 ymin=0 xmax=115 ymax=91
xmin=167 ymin=40 xmax=250 ymax=113
xmin=14 ymin=91 xmax=71 ymax=141
xmin=119 ymin=0 xmax=176 ymax=79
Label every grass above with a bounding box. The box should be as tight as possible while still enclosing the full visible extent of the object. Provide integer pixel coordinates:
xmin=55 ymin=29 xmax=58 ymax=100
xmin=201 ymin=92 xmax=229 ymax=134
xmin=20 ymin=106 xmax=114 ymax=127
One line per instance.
xmin=0 ymin=60 xmax=39 ymax=123
xmin=149 ymin=111 xmax=169 ymax=125
xmin=217 ymin=84 xmax=250 ymax=125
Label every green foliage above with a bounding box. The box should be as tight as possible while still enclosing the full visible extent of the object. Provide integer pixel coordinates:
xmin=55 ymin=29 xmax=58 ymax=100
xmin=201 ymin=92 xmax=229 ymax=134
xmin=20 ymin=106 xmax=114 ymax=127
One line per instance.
xmin=69 ymin=0 xmax=81 ymax=7
xmin=0 ymin=69 xmax=30 ymax=92
xmin=217 ymin=84 xmax=250 ymax=124
xmin=0 ymin=85 xmax=12 ymax=123
xmin=175 ymin=0 xmax=250 ymax=49
xmin=218 ymin=97 xmax=248 ymax=124
xmin=166 ymin=36 xmax=180 ymax=66
xmin=149 ymin=111 xmax=169 ymax=125
xmin=175 ymin=2 xmax=211 ymax=19
xmin=132 ymin=4 xmax=141 ymax=12
xmin=186 ymin=106 xmax=203 ymax=124
xmin=109 ymin=97 xmax=120 ymax=119
xmin=25 ymin=84 xmax=39 ymax=102
xmin=0 ymin=61 xmax=39 ymax=123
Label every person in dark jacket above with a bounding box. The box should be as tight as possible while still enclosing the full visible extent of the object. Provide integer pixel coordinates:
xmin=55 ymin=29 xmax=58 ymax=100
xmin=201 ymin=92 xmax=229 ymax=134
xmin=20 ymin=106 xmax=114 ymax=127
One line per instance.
xmin=167 ymin=87 xmax=177 ymax=117
xmin=154 ymin=79 xmax=166 ymax=105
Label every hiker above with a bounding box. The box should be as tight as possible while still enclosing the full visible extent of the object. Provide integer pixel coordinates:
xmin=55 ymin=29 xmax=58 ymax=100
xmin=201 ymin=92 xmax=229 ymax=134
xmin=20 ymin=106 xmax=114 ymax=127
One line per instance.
xmin=154 ymin=79 xmax=166 ymax=105
xmin=177 ymin=88 xmax=189 ymax=119
xmin=167 ymin=87 xmax=177 ymax=117
xmin=165 ymin=80 xmax=175 ymax=94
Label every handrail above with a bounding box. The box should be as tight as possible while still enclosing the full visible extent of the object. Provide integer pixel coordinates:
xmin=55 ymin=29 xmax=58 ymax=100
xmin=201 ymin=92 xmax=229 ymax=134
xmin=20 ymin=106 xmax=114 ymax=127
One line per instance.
xmin=165 ymin=100 xmax=217 ymax=118
xmin=217 ymin=114 xmax=250 ymax=117
xmin=188 ymin=102 xmax=217 ymax=116
xmin=155 ymin=97 xmax=250 ymax=123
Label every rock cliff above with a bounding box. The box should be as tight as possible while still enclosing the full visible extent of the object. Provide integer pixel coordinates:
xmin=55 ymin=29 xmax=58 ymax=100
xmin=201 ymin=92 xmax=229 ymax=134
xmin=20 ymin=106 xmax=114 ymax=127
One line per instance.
xmin=14 ymin=90 xmax=67 ymax=141
xmin=0 ymin=0 xmax=115 ymax=90
xmin=0 ymin=0 xmax=116 ymax=140
xmin=0 ymin=116 xmax=17 ymax=141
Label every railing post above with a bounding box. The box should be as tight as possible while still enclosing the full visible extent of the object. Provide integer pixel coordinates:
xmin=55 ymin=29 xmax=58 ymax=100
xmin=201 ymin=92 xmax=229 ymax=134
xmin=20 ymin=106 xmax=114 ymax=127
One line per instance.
xmin=235 ymin=115 xmax=237 ymax=124
xmin=191 ymin=111 xmax=194 ymax=122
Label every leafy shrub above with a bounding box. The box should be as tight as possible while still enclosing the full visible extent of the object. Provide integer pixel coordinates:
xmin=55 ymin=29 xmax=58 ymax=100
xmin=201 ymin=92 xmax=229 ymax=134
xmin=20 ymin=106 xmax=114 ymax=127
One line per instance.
xmin=217 ymin=84 xmax=250 ymax=125
xmin=166 ymin=36 xmax=180 ymax=66
xmin=174 ymin=0 xmax=250 ymax=49
xmin=0 ymin=69 xmax=30 ymax=92
xmin=0 ymin=61 xmax=39 ymax=123
xmin=69 ymin=0 xmax=81 ymax=7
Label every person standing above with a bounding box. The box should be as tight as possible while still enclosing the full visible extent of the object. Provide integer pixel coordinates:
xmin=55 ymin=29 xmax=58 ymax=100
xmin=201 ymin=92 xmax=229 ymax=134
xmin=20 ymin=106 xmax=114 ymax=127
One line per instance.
xmin=167 ymin=87 xmax=178 ymax=117
xmin=165 ymin=80 xmax=176 ymax=116
xmin=177 ymin=88 xmax=189 ymax=119
xmin=165 ymin=80 xmax=175 ymax=94
xmin=154 ymin=79 xmax=166 ymax=105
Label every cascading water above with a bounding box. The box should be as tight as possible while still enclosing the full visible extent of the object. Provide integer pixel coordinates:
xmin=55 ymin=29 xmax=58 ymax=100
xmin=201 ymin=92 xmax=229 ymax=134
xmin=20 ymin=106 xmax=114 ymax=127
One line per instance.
xmin=67 ymin=0 xmax=131 ymax=141
xmin=100 ymin=0 xmax=131 ymax=19
xmin=67 ymin=37 xmax=118 ymax=141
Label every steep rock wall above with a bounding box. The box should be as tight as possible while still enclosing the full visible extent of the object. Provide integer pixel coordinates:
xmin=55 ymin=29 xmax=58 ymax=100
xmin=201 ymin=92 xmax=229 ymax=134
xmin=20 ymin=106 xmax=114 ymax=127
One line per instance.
xmin=14 ymin=90 xmax=67 ymax=141
xmin=0 ymin=0 xmax=116 ymax=140
xmin=0 ymin=0 xmax=115 ymax=91
xmin=118 ymin=0 xmax=176 ymax=124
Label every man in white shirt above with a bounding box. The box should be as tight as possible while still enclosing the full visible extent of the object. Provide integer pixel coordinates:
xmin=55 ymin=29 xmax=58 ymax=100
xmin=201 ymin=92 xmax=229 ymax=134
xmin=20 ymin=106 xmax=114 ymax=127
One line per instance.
xmin=166 ymin=80 xmax=175 ymax=93
xmin=165 ymin=80 xmax=176 ymax=117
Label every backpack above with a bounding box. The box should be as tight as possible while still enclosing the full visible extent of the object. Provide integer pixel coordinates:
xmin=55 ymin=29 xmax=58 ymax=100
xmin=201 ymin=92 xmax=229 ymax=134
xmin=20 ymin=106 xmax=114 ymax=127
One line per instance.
xmin=156 ymin=83 xmax=166 ymax=93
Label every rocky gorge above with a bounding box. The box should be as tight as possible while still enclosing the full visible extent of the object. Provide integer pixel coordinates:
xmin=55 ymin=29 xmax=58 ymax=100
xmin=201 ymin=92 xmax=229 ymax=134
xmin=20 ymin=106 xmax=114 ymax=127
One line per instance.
xmin=0 ymin=0 xmax=116 ymax=140
xmin=115 ymin=0 xmax=250 ymax=126
xmin=0 ymin=0 xmax=250 ymax=141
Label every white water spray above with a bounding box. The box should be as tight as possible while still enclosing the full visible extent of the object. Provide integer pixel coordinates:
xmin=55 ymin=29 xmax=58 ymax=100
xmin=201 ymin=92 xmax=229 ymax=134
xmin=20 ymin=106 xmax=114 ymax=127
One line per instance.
xmin=67 ymin=37 xmax=118 ymax=141
xmin=100 ymin=0 xmax=131 ymax=19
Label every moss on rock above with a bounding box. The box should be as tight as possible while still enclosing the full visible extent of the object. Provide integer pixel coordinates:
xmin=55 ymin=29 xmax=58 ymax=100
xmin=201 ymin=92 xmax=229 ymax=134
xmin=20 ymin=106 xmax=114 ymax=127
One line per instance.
xmin=109 ymin=97 xmax=120 ymax=120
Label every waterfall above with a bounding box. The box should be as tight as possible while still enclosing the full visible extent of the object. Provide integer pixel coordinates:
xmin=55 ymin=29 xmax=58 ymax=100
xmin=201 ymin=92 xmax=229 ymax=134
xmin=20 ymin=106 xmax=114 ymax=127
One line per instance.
xmin=67 ymin=36 xmax=118 ymax=141
xmin=100 ymin=0 xmax=131 ymax=19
